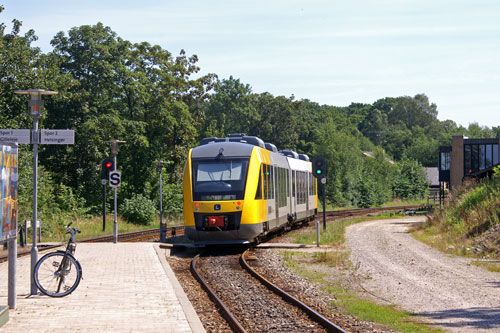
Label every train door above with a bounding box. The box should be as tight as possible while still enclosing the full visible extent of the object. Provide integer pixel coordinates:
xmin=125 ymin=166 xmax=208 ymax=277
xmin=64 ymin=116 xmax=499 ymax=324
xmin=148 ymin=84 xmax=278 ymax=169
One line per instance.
xmin=265 ymin=164 xmax=277 ymax=229
xmin=287 ymin=168 xmax=291 ymax=219
xmin=292 ymin=170 xmax=296 ymax=216
xmin=304 ymin=173 xmax=311 ymax=215
xmin=274 ymin=166 xmax=279 ymax=226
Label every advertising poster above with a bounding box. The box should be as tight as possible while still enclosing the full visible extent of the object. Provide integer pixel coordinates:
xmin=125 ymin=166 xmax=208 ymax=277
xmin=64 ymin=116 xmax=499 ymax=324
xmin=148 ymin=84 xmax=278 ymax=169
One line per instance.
xmin=0 ymin=143 xmax=18 ymax=243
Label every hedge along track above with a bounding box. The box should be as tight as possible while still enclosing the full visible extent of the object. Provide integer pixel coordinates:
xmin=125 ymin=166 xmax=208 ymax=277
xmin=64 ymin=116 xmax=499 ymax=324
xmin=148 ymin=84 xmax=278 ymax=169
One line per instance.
xmin=190 ymin=250 xmax=346 ymax=333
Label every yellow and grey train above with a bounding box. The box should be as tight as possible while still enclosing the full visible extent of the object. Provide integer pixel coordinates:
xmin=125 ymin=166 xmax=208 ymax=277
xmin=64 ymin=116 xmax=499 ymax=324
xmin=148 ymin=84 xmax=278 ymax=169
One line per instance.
xmin=183 ymin=134 xmax=318 ymax=245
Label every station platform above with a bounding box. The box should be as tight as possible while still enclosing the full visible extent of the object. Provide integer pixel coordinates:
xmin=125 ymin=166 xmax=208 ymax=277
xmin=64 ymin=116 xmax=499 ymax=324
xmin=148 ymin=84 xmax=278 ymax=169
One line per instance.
xmin=0 ymin=243 xmax=205 ymax=332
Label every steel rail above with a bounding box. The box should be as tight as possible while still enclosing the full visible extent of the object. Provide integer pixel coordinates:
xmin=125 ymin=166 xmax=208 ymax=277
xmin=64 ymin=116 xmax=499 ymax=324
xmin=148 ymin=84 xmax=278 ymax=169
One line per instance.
xmin=240 ymin=249 xmax=346 ymax=333
xmin=190 ymin=254 xmax=247 ymax=333
xmin=0 ymin=244 xmax=60 ymax=263
xmin=320 ymin=204 xmax=433 ymax=221
xmin=0 ymin=226 xmax=185 ymax=263
xmin=79 ymin=226 xmax=184 ymax=243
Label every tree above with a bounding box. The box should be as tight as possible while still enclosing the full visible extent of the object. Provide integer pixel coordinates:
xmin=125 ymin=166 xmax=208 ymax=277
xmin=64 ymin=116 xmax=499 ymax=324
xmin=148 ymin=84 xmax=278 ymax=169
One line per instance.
xmin=393 ymin=157 xmax=429 ymax=199
xmin=41 ymin=23 xmax=213 ymax=208
xmin=201 ymin=76 xmax=258 ymax=138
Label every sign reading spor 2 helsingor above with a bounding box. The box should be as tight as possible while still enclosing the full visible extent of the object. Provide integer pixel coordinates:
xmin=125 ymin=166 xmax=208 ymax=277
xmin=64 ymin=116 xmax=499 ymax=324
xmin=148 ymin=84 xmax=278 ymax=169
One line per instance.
xmin=40 ymin=130 xmax=75 ymax=145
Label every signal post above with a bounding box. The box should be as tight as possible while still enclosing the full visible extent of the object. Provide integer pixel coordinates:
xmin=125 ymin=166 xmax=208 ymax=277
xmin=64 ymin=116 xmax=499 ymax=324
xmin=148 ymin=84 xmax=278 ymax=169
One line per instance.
xmin=312 ymin=157 xmax=327 ymax=230
xmin=108 ymin=140 xmax=124 ymax=244
xmin=101 ymin=158 xmax=115 ymax=231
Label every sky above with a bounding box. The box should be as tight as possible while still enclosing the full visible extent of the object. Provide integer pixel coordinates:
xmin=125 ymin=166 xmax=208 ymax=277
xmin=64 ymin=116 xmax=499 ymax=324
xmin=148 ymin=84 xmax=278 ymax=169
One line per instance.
xmin=2 ymin=0 xmax=499 ymax=128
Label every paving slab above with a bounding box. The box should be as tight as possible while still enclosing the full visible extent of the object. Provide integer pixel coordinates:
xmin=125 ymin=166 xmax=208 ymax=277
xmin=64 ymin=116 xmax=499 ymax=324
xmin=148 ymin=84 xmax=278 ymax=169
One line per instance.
xmin=0 ymin=243 xmax=204 ymax=332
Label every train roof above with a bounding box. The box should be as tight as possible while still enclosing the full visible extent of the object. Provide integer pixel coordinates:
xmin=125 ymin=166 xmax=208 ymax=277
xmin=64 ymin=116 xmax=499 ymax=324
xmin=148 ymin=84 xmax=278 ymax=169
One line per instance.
xmin=191 ymin=141 xmax=254 ymax=159
xmin=287 ymin=156 xmax=311 ymax=172
xmin=197 ymin=134 xmax=309 ymax=162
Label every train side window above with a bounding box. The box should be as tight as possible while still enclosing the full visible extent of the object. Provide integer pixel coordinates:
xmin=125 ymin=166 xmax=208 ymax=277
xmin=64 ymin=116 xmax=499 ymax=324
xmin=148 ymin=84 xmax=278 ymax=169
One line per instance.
xmin=301 ymin=172 xmax=304 ymax=201
xmin=302 ymin=172 xmax=306 ymax=204
xmin=270 ymin=166 xmax=274 ymax=199
xmin=278 ymin=167 xmax=282 ymax=207
xmin=307 ymin=173 xmax=310 ymax=196
xmin=292 ymin=171 xmax=296 ymax=197
xmin=299 ymin=171 xmax=302 ymax=204
xmin=286 ymin=169 xmax=290 ymax=198
xmin=263 ymin=164 xmax=267 ymax=199
xmin=299 ymin=172 xmax=303 ymax=204
xmin=277 ymin=168 xmax=281 ymax=207
xmin=284 ymin=169 xmax=287 ymax=199
xmin=281 ymin=168 xmax=287 ymax=206
xmin=255 ymin=165 xmax=263 ymax=199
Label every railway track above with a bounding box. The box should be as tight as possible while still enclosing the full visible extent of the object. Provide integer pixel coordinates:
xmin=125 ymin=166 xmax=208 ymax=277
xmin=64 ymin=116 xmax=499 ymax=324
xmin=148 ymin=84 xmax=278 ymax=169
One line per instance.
xmin=191 ymin=249 xmax=345 ymax=332
xmin=323 ymin=204 xmax=432 ymax=219
xmin=0 ymin=226 xmax=185 ymax=263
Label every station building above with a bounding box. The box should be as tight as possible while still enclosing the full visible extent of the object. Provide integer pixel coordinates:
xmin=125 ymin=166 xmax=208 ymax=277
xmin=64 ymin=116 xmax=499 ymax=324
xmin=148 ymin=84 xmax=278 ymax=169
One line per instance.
xmin=439 ymin=135 xmax=500 ymax=189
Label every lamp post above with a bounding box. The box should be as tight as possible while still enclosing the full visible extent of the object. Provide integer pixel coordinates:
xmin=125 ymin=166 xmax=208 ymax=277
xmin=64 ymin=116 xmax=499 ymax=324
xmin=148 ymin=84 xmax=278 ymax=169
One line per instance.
xmin=14 ymin=89 xmax=57 ymax=295
xmin=155 ymin=161 xmax=168 ymax=242
xmin=108 ymin=140 xmax=125 ymax=244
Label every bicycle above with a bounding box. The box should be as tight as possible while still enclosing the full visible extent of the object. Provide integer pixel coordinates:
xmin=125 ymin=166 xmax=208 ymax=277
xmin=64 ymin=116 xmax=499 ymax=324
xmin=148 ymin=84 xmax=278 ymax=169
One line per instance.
xmin=33 ymin=222 xmax=83 ymax=297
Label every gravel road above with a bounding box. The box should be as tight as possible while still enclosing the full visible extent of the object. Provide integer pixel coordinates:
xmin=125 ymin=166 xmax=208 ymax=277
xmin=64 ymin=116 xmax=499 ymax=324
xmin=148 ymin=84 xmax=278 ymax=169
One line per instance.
xmin=346 ymin=217 xmax=500 ymax=332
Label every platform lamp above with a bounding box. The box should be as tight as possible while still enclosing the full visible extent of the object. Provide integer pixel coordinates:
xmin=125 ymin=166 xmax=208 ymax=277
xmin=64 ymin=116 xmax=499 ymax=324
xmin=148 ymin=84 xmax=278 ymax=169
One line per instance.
xmin=155 ymin=161 xmax=168 ymax=242
xmin=108 ymin=140 xmax=125 ymax=244
xmin=14 ymin=89 xmax=58 ymax=295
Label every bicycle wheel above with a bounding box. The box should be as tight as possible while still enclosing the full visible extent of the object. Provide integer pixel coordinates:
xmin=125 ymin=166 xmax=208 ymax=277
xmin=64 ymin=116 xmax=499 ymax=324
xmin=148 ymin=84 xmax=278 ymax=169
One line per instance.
xmin=34 ymin=252 xmax=82 ymax=297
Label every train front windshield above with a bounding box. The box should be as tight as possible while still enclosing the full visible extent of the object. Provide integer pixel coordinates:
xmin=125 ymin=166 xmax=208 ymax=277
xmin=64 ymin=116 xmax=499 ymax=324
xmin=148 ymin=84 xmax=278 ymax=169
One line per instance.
xmin=192 ymin=159 xmax=249 ymax=201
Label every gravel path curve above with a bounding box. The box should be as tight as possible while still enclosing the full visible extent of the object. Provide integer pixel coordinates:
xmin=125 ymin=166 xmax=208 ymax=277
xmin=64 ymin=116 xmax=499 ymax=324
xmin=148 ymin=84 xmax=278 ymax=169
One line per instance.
xmin=346 ymin=217 xmax=500 ymax=332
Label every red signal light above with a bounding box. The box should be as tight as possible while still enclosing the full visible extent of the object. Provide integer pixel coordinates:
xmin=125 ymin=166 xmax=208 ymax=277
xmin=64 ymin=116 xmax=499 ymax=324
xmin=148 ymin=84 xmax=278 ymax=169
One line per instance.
xmin=101 ymin=158 xmax=115 ymax=180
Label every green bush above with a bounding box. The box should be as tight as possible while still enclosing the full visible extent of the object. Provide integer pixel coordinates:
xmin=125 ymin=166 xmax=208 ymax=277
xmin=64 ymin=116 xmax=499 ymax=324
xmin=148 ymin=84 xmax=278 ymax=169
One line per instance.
xmin=161 ymin=183 xmax=183 ymax=217
xmin=120 ymin=194 xmax=157 ymax=225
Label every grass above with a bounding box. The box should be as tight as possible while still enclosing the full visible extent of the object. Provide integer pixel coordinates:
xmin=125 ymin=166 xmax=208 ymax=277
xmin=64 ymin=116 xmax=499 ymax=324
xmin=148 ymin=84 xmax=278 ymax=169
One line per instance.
xmin=281 ymin=213 xmax=440 ymax=332
xmin=471 ymin=260 xmax=500 ymax=272
xmin=413 ymin=175 xmax=500 ymax=267
xmin=381 ymin=198 xmax=430 ymax=207
xmin=290 ymin=213 xmax=399 ymax=247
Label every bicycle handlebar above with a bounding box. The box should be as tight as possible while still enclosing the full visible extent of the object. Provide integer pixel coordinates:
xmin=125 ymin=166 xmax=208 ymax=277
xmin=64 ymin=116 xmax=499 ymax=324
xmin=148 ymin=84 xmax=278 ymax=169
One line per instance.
xmin=65 ymin=223 xmax=81 ymax=236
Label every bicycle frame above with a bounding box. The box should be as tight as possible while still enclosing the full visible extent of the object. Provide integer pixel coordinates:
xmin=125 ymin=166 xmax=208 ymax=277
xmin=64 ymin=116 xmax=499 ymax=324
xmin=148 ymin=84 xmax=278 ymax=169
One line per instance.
xmin=55 ymin=228 xmax=79 ymax=292
xmin=34 ymin=223 xmax=82 ymax=297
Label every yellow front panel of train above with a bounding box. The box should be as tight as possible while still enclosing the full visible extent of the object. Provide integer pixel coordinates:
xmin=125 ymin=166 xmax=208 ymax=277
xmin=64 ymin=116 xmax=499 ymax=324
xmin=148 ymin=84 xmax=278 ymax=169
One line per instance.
xmin=240 ymin=147 xmax=270 ymax=225
xmin=183 ymin=149 xmax=195 ymax=227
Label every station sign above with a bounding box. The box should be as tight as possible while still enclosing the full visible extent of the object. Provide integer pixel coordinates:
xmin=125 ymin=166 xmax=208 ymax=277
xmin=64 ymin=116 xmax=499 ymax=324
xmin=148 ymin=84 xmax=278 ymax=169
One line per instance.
xmin=0 ymin=129 xmax=31 ymax=144
xmin=40 ymin=129 xmax=75 ymax=145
